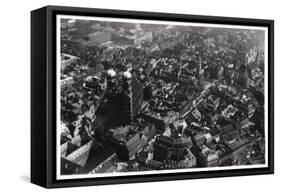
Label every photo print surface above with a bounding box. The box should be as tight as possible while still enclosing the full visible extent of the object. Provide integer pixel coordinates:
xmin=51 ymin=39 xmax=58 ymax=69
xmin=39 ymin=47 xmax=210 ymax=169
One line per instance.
xmin=57 ymin=15 xmax=268 ymax=180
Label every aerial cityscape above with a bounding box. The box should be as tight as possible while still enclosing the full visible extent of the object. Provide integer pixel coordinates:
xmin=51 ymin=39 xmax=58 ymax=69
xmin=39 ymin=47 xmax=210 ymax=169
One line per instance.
xmin=59 ymin=17 xmax=266 ymax=177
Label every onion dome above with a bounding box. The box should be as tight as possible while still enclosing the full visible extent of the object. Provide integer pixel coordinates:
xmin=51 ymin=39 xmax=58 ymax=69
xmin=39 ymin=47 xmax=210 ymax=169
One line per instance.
xmin=107 ymin=69 xmax=116 ymax=78
xmin=123 ymin=71 xmax=132 ymax=80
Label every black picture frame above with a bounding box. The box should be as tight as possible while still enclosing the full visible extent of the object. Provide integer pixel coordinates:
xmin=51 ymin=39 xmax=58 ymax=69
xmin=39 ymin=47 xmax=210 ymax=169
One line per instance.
xmin=31 ymin=5 xmax=274 ymax=188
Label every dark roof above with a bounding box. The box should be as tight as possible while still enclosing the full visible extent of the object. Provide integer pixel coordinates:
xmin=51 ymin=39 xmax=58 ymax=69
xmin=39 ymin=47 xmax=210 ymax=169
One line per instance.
xmin=78 ymin=143 xmax=116 ymax=174
xmin=219 ymin=124 xmax=236 ymax=135
xmin=210 ymin=128 xmax=220 ymax=136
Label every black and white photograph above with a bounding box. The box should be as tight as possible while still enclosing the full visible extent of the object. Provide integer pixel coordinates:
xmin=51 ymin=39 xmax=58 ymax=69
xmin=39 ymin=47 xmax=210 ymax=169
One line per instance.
xmin=57 ymin=15 xmax=269 ymax=180
xmin=1 ymin=0 xmax=280 ymax=191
